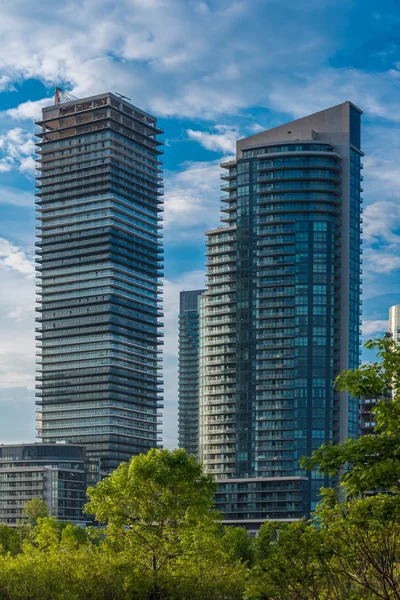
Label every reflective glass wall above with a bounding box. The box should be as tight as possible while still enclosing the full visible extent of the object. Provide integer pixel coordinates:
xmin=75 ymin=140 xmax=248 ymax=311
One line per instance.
xmin=200 ymin=103 xmax=363 ymax=521
xmin=178 ymin=290 xmax=205 ymax=457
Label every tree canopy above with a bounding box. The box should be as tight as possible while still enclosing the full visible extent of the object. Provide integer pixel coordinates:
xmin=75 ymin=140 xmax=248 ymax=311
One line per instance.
xmin=85 ymin=448 xmax=245 ymax=599
xmin=301 ymin=336 xmax=400 ymax=495
xmin=22 ymin=498 xmax=49 ymax=527
xmin=2 ymin=342 xmax=400 ymax=599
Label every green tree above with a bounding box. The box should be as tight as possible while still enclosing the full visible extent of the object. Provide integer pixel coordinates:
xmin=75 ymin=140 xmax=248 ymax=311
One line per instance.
xmin=314 ymin=491 xmax=400 ymax=600
xmin=301 ymin=337 xmax=400 ymax=495
xmin=289 ymin=335 xmax=400 ymax=599
xmin=222 ymin=526 xmax=255 ymax=566
xmin=0 ymin=519 xmax=134 ymax=600
xmin=0 ymin=450 xmax=248 ymax=599
xmin=60 ymin=523 xmax=88 ymax=549
xmin=85 ymin=448 xmax=222 ymax=599
xmin=26 ymin=517 xmax=60 ymax=551
xmin=0 ymin=525 xmax=21 ymax=556
xmin=22 ymin=498 xmax=49 ymax=528
xmin=0 ymin=541 xmax=132 ymax=600
xmin=246 ymin=519 xmax=352 ymax=600
xmin=254 ymin=521 xmax=286 ymax=562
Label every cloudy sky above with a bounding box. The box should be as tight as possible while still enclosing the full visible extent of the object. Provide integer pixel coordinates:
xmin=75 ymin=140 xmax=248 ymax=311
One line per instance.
xmin=0 ymin=0 xmax=399 ymax=447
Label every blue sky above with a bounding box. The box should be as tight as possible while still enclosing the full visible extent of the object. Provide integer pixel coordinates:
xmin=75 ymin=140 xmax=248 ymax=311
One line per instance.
xmin=0 ymin=0 xmax=399 ymax=448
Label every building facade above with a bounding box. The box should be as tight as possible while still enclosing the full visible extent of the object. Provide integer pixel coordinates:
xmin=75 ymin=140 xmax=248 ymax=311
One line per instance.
xmin=199 ymin=102 xmax=363 ymax=528
xmin=389 ymin=305 xmax=400 ymax=344
xmin=35 ymin=93 xmax=164 ymax=473
xmin=0 ymin=443 xmax=99 ymax=526
xmin=359 ymin=396 xmax=377 ymax=436
xmin=178 ymin=290 xmax=205 ymax=457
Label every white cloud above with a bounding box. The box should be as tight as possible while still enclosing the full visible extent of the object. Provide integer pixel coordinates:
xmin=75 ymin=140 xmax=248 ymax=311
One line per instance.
xmin=352 ymin=124 xmax=400 ymax=297
xmin=363 ymin=246 xmax=400 ymax=275
xmin=19 ymin=156 xmax=36 ymax=173
xmin=0 ymin=186 xmax=34 ymax=207
xmin=363 ymin=201 xmax=400 ymax=245
xmin=267 ymin=67 xmax=400 ymax=122
xmin=2 ymin=251 xmax=35 ymax=276
xmin=247 ymin=123 xmax=265 ymax=133
xmin=362 ymin=319 xmax=388 ymax=336
xmin=0 ymin=238 xmax=17 ymax=256
xmin=187 ymin=125 xmax=238 ymax=153
xmin=0 ymin=252 xmax=35 ymax=391
xmin=0 ymin=161 xmax=11 ymax=173
xmin=6 ymin=98 xmax=51 ymax=121
xmin=5 ymin=128 xmax=36 ymax=155
xmin=0 ymin=241 xmax=35 ymax=406
xmin=0 ymin=128 xmax=36 ymax=174
xmin=1 ymin=0 xmax=398 ymax=124
xmin=0 ymin=75 xmax=16 ymax=92
xmin=163 ymin=159 xmax=224 ymax=242
xmin=363 ymin=156 xmax=400 ymax=194
xmin=0 ymin=1 xmax=252 ymax=119
xmin=0 ymin=237 xmax=35 ymax=277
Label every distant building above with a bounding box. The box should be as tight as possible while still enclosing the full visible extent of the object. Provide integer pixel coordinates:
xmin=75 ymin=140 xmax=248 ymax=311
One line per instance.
xmin=359 ymin=396 xmax=378 ymax=435
xmin=199 ymin=101 xmax=363 ymax=529
xmin=35 ymin=92 xmax=164 ymax=473
xmin=178 ymin=290 xmax=205 ymax=457
xmin=360 ymin=308 xmax=400 ymax=436
xmin=0 ymin=443 xmax=99 ymax=526
xmin=389 ymin=305 xmax=400 ymax=344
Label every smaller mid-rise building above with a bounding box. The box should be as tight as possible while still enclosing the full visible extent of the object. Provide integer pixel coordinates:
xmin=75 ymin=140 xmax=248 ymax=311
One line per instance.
xmin=178 ymin=290 xmax=205 ymax=458
xmin=0 ymin=443 xmax=100 ymax=526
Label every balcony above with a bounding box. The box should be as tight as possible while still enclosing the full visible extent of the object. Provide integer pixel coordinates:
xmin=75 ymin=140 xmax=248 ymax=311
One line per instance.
xmin=220 ymin=201 xmax=237 ymax=212
xmin=206 ymin=295 xmax=235 ymax=305
xmin=220 ymin=182 xmax=238 ymax=192
xmin=220 ymin=170 xmax=237 ymax=180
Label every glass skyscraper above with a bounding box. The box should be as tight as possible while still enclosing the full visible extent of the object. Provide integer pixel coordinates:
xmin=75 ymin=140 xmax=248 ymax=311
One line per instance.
xmin=35 ymin=93 xmax=163 ymax=473
xmin=178 ymin=289 xmax=205 ymax=457
xmin=199 ymin=102 xmax=363 ymax=528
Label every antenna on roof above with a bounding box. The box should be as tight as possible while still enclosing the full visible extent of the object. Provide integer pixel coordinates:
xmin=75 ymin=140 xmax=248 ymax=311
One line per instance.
xmin=54 ymin=87 xmax=78 ymax=105
xmin=114 ymin=92 xmax=132 ymax=101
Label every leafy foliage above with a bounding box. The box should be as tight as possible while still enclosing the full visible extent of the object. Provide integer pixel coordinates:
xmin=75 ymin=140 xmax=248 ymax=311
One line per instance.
xmin=0 ymin=447 xmax=246 ymax=599
xmin=0 ymin=525 xmax=21 ymax=556
xmin=301 ymin=337 xmax=400 ymax=495
xmin=222 ymin=526 xmax=255 ymax=565
xmin=1 ymin=405 xmax=400 ymax=600
xmin=22 ymin=498 xmax=49 ymax=527
xmin=84 ymin=448 xmax=245 ymax=599
xmin=246 ymin=519 xmax=352 ymax=600
xmin=315 ymin=491 xmax=400 ymax=599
